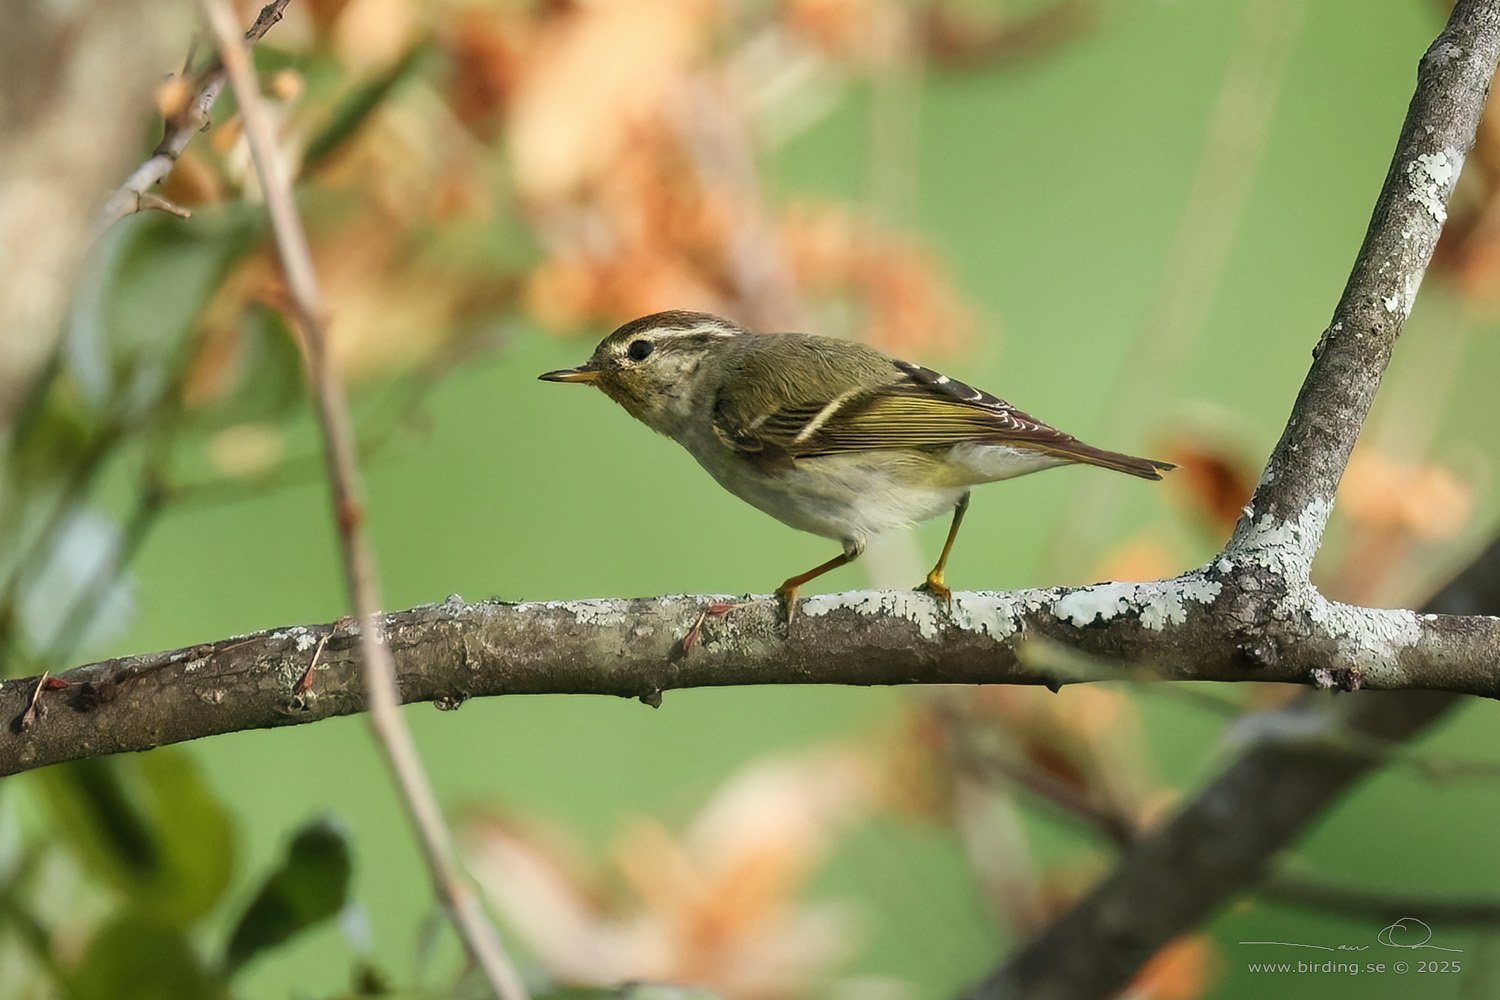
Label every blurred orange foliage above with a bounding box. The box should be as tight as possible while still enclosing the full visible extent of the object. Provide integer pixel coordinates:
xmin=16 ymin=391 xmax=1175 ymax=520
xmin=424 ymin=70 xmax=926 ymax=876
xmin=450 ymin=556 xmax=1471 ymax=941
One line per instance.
xmin=1121 ymin=935 xmax=1219 ymax=1000
xmin=1161 ymin=436 xmax=1259 ymax=541
xmin=186 ymin=0 xmax=976 ymax=402
xmin=1325 ymin=446 xmax=1473 ymax=604
xmin=464 ymin=751 xmax=874 ymax=1000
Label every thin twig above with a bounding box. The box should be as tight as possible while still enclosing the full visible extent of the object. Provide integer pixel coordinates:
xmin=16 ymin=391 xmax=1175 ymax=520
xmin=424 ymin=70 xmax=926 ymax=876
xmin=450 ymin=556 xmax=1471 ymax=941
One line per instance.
xmin=960 ymin=744 xmax=1137 ymax=848
xmin=18 ymin=672 xmax=51 ymax=732
xmin=94 ymin=0 xmax=292 ymax=237
xmin=199 ymin=3 xmax=529 ymax=997
xmin=1261 ymin=873 xmax=1500 ymax=926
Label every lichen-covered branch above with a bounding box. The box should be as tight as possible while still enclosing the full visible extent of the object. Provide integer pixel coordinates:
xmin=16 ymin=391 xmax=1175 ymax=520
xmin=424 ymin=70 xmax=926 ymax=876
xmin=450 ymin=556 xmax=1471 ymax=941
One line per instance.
xmin=2 ymin=0 xmax=1494 ymax=803
xmin=962 ymin=530 xmax=1500 ymax=1000
xmin=4 ymin=569 xmax=1498 ymax=777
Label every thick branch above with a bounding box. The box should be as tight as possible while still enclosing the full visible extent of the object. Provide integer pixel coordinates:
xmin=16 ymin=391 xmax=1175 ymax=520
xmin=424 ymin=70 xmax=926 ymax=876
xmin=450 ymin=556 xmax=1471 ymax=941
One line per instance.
xmin=962 ymin=531 xmax=1500 ymax=1000
xmin=1232 ymin=0 xmax=1500 ymax=555
xmin=4 ymin=572 xmax=1499 ymax=777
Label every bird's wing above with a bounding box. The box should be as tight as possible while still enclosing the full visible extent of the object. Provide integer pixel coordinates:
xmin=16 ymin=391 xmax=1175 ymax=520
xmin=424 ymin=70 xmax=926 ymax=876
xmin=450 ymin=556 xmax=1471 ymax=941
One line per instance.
xmin=715 ymin=360 xmax=1171 ymax=479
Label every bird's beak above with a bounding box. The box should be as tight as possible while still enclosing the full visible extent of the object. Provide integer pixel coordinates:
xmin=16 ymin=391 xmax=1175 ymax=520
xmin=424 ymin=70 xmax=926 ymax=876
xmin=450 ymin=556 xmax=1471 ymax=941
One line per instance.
xmin=538 ymin=365 xmax=601 ymax=384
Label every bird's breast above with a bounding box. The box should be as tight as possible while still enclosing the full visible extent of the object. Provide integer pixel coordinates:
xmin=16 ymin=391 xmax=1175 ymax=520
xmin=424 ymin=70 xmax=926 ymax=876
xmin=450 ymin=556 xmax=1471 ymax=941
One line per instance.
xmin=678 ymin=435 xmax=970 ymax=545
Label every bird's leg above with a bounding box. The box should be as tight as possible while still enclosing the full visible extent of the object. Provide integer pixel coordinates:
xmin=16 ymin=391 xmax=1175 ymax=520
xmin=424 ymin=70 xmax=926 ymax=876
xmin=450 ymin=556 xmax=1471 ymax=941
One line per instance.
xmin=917 ymin=491 xmax=971 ymax=608
xmin=775 ymin=539 xmax=863 ymax=622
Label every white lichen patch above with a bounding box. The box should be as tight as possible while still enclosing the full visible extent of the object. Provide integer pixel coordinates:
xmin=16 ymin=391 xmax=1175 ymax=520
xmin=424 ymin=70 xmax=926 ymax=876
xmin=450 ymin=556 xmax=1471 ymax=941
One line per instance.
xmin=561 ymin=600 xmax=630 ymax=627
xmin=800 ymin=583 xmax=1217 ymax=641
xmin=1050 ymin=573 xmax=1222 ymax=631
xmin=506 ymin=598 xmax=634 ymax=627
xmin=1053 ymin=582 xmax=1138 ymax=628
xmin=1306 ymin=595 xmax=1421 ymax=683
xmin=948 ymin=590 xmax=1054 ymax=640
xmin=1407 ymin=150 xmax=1458 ymax=223
xmin=1146 ymin=575 xmax=1223 ymax=629
xmin=1381 ymin=272 xmax=1423 ymax=321
xmin=802 ymin=589 xmax=942 ymax=638
xmin=292 ymin=628 xmax=318 ymax=652
xmin=1225 ymin=498 xmax=1333 ymax=579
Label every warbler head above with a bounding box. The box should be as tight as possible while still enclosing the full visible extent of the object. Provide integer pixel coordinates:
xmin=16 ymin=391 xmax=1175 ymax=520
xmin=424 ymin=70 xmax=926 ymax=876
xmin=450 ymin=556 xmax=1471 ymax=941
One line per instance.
xmin=539 ymin=311 xmax=744 ymax=434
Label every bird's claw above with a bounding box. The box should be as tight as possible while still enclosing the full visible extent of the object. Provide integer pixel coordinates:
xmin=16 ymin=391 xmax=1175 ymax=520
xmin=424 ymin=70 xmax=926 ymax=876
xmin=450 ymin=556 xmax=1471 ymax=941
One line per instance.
xmin=916 ymin=574 xmax=953 ymax=611
xmin=774 ymin=585 xmax=800 ymax=623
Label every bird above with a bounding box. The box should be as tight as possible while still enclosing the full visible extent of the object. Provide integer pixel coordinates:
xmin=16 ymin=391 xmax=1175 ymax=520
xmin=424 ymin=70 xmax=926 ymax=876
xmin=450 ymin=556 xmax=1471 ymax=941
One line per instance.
xmin=540 ymin=310 xmax=1173 ymax=618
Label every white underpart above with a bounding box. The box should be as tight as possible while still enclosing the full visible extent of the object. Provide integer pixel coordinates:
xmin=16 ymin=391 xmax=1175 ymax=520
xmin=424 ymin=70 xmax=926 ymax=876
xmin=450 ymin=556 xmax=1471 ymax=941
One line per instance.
xmin=947 ymin=442 xmax=1070 ymax=482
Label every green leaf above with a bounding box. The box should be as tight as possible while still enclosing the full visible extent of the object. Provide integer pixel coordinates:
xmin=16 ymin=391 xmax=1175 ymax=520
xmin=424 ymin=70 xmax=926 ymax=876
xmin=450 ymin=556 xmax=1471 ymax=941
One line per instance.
xmin=136 ymin=751 xmax=238 ymax=923
xmin=39 ymin=752 xmax=236 ymax=925
xmin=68 ymin=913 xmax=218 ymax=1000
xmin=197 ymin=305 xmax=307 ymax=427
xmin=303 ymin=42 xmax=431 ymax=169
xmin=103 ymin=215 xmax=257 ymax=422
xmin=4 ymin=378 xmax=101 ymax=489
xmin=223 ymin=816 xmax=353 ymax=975
xmin=40 ymin=758 xmax=159 ymax=879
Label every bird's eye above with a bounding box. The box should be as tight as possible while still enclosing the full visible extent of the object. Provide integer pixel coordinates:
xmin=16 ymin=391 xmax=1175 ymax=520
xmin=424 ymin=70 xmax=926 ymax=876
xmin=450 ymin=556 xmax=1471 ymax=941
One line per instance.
xmin=627 ymin=339 xmax=654 ymax=361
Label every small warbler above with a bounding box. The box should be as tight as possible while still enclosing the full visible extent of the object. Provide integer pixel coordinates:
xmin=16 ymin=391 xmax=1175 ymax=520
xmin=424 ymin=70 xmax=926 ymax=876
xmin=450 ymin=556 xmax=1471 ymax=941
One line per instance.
xmin=540 ymin=311 xmax=1172 ymax=617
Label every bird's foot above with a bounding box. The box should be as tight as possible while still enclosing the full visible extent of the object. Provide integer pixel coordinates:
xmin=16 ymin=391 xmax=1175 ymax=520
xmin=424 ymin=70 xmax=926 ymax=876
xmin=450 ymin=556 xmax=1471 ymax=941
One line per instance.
xmin=916 ymin=572 xmax=953 ymax=611
xmin=774 ymin=584 xmax=801 ymax=623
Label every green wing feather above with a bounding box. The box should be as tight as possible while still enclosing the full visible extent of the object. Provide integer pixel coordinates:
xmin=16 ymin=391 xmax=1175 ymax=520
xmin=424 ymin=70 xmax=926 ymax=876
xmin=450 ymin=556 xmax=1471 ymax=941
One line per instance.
xmin=714 ymin=350 xmax=1171 ymax=480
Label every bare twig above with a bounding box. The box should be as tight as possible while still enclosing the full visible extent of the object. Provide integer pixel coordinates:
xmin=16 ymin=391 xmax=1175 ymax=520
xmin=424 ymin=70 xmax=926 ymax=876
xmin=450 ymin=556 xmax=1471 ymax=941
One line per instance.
xmin=94 ymin=0 xmax=292 ymax=237
xmin=199 ymin=3 xmax=529 ymax=997
xmin=137 ymin=193 xmax=193 ymax=220
xmin=1261 ymin=873 xmax=1500 ymax=926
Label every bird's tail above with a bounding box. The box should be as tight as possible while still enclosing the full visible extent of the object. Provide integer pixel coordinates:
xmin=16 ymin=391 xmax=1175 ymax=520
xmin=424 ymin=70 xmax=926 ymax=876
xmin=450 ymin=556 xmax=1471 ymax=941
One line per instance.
xmin=1041 ymin=441 xmax=1175 ymax=480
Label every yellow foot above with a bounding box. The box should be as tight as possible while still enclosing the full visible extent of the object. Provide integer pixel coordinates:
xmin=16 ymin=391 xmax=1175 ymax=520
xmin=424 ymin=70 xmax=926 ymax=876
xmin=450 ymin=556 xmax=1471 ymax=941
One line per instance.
xmin=916 ymin=573 xmax=953 ymax=610
xmin=774 ymin=584 xmax=800 ymax=623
